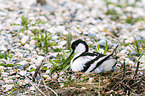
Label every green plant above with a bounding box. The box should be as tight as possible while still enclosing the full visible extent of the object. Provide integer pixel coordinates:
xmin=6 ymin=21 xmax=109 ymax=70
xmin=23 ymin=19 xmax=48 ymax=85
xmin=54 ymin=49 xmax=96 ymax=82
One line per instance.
xmin=49 ymin=33 xmax=73 ymax=75
xmin=96 ymin=44 xmax=100 ymax=52
xmin=0 ymin=53 xmax=8 ymax=60
xmin=11 ymin=16 xmax=47 ymax=32
xmin=21 ymin=16 xmax=32 ymax=30
xmin=49 ymin=50 xmax=72 ymax=75
xmin=104 ymin=42 xmax=109 ymax=54
xmin=105 ymin=9 xmax=119 ymax=16
xmin=0 ymin=63 xmax=22 ymax=67
xmin=125 ymin=15 xmax=134 ymax=24
xmin=33 ymin=31 xmax=58 ymax=52
xmin=104 ymin=0 xmax=142 ymax=23
xmin=66 ymin=32 xmax=72 ymax=50
xmin=128 ymin=37 xmax=145 ymax=67
xmin=129 ymin=36 xmax=143 ymax=56
xmin=94 ymin=41 xmax=109 ymax=54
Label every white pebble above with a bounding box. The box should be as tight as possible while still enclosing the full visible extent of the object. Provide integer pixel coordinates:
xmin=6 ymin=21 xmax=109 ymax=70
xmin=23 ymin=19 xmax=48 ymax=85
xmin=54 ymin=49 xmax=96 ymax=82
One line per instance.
xmin=2 ymin=84 xmax=14 ymax=91
xmin=0 ymin=44 xmax=7 ymax=52
xmin=29 ymin=40 xmax=36 ymax=45
xmin=30 ymin=86 xmax=35 ymax=90
xmin=19 ymin=71 xmax=27 ymax=76
xmin=21 ymin=36 xmax=29 ymax=45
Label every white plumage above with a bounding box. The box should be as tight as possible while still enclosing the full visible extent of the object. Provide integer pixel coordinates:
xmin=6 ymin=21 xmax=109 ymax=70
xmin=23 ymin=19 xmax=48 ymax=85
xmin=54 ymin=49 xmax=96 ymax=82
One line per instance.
xmin=71 ymin=55 xmax=96 ymax=72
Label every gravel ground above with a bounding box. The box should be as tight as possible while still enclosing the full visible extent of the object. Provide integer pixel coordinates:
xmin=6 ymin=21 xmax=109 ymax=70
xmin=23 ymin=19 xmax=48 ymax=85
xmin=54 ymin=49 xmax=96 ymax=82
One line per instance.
xmin=0 ymin=0 xmax=145 ymax=95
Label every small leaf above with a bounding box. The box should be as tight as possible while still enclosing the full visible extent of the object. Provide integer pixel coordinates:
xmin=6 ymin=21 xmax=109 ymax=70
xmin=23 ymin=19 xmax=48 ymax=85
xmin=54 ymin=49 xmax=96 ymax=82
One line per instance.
xmin=29 ymin=68 xmax=36 ymax=72
xmin=66 ymin=32 xmax=72 ymax=50
xmin=0 ymin=63 xmax=22 ymax=67
xmin=97 ymin=44 xmax=100 ymax=51
xmin=45 ymin=31 xmax=48 ymax=54
xmin=104 ymin=41 xmax=109 ymax=54
xmin=48 ymin=60 xmax=56 ymax=66
xmin=62 ymin=64 xmax=71 ymax=72
xmin=41 ymin=66 xmax=47 ymax=71
xmin=137 ymin=52 xmax=144 ymax=62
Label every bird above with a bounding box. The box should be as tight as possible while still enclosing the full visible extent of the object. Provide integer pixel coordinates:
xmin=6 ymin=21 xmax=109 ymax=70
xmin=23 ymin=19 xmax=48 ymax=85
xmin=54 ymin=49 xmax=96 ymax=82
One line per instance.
xmin=61 ymin=39 xmax=118 ymax=73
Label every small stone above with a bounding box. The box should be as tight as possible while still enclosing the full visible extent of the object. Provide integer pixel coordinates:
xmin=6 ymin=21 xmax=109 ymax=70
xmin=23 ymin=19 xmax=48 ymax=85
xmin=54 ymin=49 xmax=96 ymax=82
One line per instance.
xmin=125 ymin=37 xmax=134 ymax=43
xmin=30 ymin=86 xmax=35 ymax=90
xmin=45 ymin=70 xmax=50 ymax=74
xmin=5 ymin=79 xmax=13 ymax=84
xmin=52 ymin=73 xmax=58 ymax=79
xmin=81 ymin=87 xmax=87 ymax=90
xmin=0 ymin=80 xmax=5 ymax=85
xmin=97 ymin=49 xmax=104 ymax=54
xmin=71 ymin=75 xmax=76 ymax=80
xmin=19 ymin=81 xmax=23 ymax=86
xmin=58 ymin=41 xmax=66 ymax=46
xmin=96 ymin=39 xmax=113 ymax=48
xmin=29 ymin=40 xmax=36 ymax=45
xmin=2 ymin=84 xmax=14 ymax=91
xmin=126 ymin=58 xmax=135 ymax=66
xmin=0 ymin=44 xmax=7 ymax=52
xmin=56 ymin=26 xmax=65 ymax=33
xmin=42 ymin=74 xmax=50 ymax=79
xmin=19 ymin=33 xmax=25 ymax=37
xmin=1 ymin=72 xmax=9 ymax=78
xmin=21 ymin=35 xmax=29 ymax=45
xmin=17 ymin=60 xmax=27 ymax=66
xmin=62 ymin=31 xmax=68 ymax=35
xmin=24 ymin=79 xmax=30 ymax=84
xmin=88 ymin=78 xmax=94 ymax=83
xmin=126 ymin=6 xmax=133 ymax=12
xmin=129 ymin=51 xmax=138 ymax=56
xmin=51 ymin=35 xmax=58 ymax=40
xmin=118 ymin=50 xmax=128 ymax=56
xmin=60 ymin=83 xmax=64 ymax=87
xmin=9 ymin=71 xmax=17 ymax=76
xmin=24 ymin=44 xmax=34 ymax=50
xmin=24 ymin=30 xmax=34 ymax=35
xmin=19 ymin=71 xmax=27 ymax=76
xmin=37 ymin=56 xmax=44 ymax=62
xmin=41 ymin=5 xmax=55 ymax=12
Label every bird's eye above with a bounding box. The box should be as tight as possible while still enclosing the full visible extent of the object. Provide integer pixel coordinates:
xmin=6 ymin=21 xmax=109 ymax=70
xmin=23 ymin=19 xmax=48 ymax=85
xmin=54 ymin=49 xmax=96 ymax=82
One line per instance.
xmin=72 ymin=45 xmax=76 ymax=49
xmin=73 ymin=45 xmax=76 ymax=48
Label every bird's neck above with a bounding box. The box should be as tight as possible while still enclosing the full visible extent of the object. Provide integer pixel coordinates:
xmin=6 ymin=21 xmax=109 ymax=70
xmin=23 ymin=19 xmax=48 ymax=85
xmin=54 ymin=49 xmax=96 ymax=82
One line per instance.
xmin=73 ymin=51 xmax=83 ymax=59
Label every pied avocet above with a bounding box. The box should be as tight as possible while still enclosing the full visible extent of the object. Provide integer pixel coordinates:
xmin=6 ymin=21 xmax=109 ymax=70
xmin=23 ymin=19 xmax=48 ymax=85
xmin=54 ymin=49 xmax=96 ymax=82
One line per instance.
xmin=62 ymin=39 xmax=118 ymax=73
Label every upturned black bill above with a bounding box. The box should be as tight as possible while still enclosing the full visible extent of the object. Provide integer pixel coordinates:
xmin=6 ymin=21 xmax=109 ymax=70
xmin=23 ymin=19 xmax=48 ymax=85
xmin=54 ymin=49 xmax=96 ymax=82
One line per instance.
xmin=59 ymin=51 xmax=74 ymax=66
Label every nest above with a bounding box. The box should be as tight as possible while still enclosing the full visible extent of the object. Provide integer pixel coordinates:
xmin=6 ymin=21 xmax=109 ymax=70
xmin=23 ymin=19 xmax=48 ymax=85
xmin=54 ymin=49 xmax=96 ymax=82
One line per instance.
xmin=44 ymin=62 xmax=145 ymax=95
xmin=103 ymin=63 xmax=145 ymax=95
xmin=30 ymin=61 xmax=145 ymax=96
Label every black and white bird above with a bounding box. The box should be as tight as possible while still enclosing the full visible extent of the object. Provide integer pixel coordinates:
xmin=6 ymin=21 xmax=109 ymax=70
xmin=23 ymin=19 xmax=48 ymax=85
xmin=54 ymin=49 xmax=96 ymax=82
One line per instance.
xmin=62 ymin=39 xmax=118 ymax=73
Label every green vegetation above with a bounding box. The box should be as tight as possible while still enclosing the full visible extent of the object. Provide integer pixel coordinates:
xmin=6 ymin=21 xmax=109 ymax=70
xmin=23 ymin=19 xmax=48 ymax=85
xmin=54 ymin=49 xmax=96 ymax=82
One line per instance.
xmin=104 ymin=0 xmax=145 ymax=24
xmin=21 ymin=16 xmax=32 ymax=30
xmin=94 ymin=42 xmax=109 ymax=54
xmin=129 ymin=37 xmax=145 ymax=56
xmin=0 ymin=63 xmax=22 ymax=67
xmin=0 ymin=53 xmax=8 ymax=60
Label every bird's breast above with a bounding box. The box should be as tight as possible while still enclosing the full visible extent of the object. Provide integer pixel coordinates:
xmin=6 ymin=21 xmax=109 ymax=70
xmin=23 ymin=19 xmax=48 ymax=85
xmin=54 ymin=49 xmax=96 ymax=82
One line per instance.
xmin=70 ymin=55 xmax=96 ymax=72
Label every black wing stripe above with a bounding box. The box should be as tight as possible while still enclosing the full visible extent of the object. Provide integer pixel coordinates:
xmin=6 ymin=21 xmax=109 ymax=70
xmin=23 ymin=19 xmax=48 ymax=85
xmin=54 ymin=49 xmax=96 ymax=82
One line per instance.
xmin=90 ymin=45 xmax=119 ymax=72
xmin=73 ymin=52 xmax=105 ymax=62
xmin=90 ymin=54 xmax=114 ymax=72
xmin=81 ymin=55 xmax=105 ymax=72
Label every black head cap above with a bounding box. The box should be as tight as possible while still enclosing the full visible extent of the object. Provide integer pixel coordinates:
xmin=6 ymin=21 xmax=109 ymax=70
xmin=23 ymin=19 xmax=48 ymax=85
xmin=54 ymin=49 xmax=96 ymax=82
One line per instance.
xmin=71 ymin=39 xmax=89 ymax=52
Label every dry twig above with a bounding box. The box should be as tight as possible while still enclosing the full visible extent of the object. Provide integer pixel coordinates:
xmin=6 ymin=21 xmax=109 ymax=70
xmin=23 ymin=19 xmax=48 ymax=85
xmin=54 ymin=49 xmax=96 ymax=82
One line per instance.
xmin=33 ymin=54 xmax=47 ymax=82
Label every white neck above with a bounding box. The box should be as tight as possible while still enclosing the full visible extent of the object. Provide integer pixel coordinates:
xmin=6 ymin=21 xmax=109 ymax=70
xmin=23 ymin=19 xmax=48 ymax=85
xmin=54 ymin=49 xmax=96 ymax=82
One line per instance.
xmin=74 ymin=43 xmax=86 ymax=54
